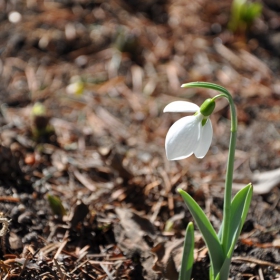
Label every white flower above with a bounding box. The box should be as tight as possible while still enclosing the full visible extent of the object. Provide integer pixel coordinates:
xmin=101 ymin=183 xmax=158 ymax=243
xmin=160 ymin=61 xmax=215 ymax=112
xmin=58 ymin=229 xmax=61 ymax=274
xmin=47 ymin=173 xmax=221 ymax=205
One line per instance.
xmin=164 ymin=101 xmax=213 ymax=160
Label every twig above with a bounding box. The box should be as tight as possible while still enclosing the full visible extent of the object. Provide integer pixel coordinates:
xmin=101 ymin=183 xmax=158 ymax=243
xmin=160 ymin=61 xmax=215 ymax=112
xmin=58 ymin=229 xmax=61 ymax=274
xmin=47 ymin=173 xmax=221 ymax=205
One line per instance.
xmin=99 ymin=263 xmax=114 ymax=280
xmin=53 ymin=258 xmax=66 ymax=280
xmin=0 ymin=213 xmax=10 ymax=255
xmin=0 ymin=197 xmax=20 ymax=203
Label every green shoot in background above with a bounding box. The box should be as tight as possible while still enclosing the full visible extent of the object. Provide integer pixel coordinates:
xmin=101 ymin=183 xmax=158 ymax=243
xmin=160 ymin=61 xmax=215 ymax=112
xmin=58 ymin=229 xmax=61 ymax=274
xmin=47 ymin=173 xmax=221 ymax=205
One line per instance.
xmin=228 ymin=0 xmax=262 ymax=34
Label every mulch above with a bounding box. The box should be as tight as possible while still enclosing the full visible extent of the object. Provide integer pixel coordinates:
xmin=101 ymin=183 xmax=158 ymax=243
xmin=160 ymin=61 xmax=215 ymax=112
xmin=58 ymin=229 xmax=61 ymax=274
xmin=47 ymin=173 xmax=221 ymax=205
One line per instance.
xmin=0 ymin=0 xmax=280 ymax=279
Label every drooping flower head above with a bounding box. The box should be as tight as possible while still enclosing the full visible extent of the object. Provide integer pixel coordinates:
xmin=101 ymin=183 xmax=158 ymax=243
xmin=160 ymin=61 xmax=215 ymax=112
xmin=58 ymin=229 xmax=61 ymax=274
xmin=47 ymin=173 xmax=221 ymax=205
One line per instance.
xmin=164 ymin=99 xmax=215 ymax=160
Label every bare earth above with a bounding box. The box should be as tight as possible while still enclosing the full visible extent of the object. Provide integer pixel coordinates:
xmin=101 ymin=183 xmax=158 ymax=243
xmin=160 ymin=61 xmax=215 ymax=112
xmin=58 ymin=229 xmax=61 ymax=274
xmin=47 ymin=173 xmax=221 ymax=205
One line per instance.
xmin=1 ymin=0 xmax=280 ymax=279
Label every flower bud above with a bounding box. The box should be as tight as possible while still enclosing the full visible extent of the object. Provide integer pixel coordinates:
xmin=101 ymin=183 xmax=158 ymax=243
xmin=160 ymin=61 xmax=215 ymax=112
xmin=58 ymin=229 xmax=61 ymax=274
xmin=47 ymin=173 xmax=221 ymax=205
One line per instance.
xmin=200 ymin=98 xmax=215 ymax=117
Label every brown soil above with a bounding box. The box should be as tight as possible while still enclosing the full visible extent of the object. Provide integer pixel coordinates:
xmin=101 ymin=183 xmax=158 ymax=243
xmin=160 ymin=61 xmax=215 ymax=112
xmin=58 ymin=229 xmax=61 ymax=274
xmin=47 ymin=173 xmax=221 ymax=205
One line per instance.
xmin=1 ymin=0 xmax=280 ymax=279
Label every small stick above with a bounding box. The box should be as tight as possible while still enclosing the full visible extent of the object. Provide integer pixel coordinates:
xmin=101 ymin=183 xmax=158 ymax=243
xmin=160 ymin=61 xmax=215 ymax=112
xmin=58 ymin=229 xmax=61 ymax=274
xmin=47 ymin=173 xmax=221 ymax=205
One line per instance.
xmin=0 ymin=213 xmax=10 ymax=255
xmin=0 ymin=197 xmax=20 ymax=203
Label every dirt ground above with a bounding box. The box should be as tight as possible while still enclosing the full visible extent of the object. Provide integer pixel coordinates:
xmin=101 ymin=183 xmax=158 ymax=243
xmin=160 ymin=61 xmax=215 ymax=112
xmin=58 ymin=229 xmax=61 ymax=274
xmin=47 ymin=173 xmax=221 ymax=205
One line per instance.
xmin=1 ymin=0 xmax=280 ymax=279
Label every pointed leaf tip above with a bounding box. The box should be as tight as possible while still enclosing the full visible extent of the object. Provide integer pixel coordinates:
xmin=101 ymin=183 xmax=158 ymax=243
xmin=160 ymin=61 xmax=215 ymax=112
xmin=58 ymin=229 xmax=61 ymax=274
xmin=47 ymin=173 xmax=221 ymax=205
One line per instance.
xmin=179 ymin=222 xmax=195 ymax=280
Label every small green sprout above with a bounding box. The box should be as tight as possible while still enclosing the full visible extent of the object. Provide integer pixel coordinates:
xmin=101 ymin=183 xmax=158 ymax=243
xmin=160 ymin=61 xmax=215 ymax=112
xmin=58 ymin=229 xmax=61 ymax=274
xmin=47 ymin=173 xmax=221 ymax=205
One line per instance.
xmin=47 ymin=194 xmax=66 ymax=217
xmin=31 ymin=102 xmax=55 ymax=142
xmin=228 ymin=0 xmax=262 ymax=33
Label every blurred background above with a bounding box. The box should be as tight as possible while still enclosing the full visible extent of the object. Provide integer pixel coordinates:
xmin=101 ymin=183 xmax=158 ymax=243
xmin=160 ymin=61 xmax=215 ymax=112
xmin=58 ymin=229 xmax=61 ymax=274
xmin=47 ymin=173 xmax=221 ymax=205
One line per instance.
xmin=1 ymin=0 xmax=280 ymax=279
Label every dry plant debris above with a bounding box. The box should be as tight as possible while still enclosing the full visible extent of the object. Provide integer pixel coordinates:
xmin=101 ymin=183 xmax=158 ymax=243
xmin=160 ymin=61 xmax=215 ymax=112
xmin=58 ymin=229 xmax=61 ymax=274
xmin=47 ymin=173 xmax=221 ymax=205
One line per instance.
xmin=0 ymin=0 xmax=280 ymax=279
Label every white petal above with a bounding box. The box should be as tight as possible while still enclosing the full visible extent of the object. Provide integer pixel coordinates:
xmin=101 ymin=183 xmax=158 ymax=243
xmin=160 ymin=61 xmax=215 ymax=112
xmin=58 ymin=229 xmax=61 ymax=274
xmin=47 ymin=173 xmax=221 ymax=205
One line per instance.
xmin=165 ymin=115 xmax=202 ymax=160
xmin=163 ymin=101 xmax=199 ymax=113
xmin=194 ymin=119 xmax=213 ymax=158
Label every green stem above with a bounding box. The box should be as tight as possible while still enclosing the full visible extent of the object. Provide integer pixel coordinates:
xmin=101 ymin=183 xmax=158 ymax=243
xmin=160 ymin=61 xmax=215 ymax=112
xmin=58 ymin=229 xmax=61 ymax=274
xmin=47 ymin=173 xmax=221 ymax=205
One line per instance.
xmin=182 ymin=82 xmax=238 ymax=253
xmin=221 ymin=128 xmax=236 ymax=252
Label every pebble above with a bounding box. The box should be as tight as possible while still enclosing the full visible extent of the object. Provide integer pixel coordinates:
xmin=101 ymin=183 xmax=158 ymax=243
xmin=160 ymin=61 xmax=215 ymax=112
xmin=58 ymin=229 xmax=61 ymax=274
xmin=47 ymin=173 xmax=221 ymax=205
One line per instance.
xmin=8 ymin=11 xmax=22 ymax=23
xmin=18 ymin=212 xmax=33 ymax=225
xmin=75 ymin=55 xmax=88 ymax=67
xmin=22 ymin=232 xmax=38 ymax=244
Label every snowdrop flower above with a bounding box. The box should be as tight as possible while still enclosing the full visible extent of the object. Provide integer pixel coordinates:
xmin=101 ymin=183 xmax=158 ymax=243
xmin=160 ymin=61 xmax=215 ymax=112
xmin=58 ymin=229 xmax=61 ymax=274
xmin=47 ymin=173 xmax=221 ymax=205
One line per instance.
xmin=164 ymin=99 xmax=215 ymax=160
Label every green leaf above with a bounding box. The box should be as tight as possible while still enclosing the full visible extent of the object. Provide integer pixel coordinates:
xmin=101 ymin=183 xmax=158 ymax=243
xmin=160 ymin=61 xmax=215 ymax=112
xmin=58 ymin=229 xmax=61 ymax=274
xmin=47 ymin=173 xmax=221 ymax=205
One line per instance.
xmin=227 ymin=183 xmax=253 ymax=254
xmin=218 ymin=183 xmax=253 ymax=280
xmin=209 ymin=266 xmax=214 ymax=280
xmin=214 ymin=257 xmax=231 ymax=280
xmin=178 ymin=189 xmax=224 ymax=278
xmin=240 ymin=3 xmax=262 ymax=24
xmin=217 ymin=220 xmax=223 ymax=241
xmin=47 ymin=194 xmax=66 ymax=217
xmin=179 ymin=222 xmax=194 ymax=280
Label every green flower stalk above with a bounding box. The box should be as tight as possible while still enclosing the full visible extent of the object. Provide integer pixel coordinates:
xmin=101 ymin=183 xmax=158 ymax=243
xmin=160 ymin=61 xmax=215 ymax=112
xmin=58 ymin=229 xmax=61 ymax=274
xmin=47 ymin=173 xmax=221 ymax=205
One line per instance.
xmin=163 ymin=82 xmax=253 ymax=280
